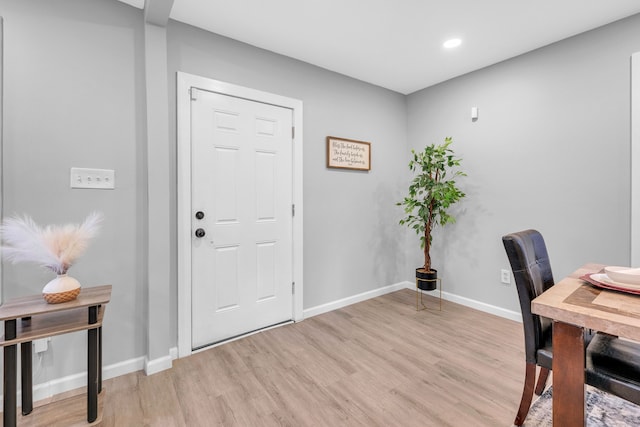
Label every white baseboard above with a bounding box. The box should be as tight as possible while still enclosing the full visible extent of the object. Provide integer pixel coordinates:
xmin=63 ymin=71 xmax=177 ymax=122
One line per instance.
xmin=144 ymin=349 xmax=175 ymax=375
xmin=105 ymin=355 xmax=147 ymax=379
xmin=401 ymin=281 xmax=522 ymax=322
xmin=302 ymin=280 xmax=521 ymax=322
xmin=0 ymin=347 xmax=178 ymax=411
xmin=303 ymin=281 xmax=411 ymax=319
xmin=29 ymin=355 xmax=147 ymax=406
xmin=3 ymin=279 xmax=520 ymax=410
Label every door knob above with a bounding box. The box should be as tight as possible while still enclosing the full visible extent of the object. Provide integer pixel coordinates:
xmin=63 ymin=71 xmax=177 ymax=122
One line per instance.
xmin=195 ymin=211 xmax=205 ymax=220
xmin=195 ymin=228 xmax=206 ymax=238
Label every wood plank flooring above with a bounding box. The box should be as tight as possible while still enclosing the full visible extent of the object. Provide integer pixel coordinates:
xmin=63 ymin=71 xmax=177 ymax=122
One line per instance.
xmin=16 ymin=290 xmax=528 ymax=426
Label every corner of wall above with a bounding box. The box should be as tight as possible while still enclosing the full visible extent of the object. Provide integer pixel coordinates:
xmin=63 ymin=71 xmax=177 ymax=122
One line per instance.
xmin=144 ymin=347 xmax=176 ymax=376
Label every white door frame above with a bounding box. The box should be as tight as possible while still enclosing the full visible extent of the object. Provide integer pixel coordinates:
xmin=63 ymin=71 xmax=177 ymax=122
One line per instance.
xmin=177 ymin=72 xmax=304 ymax=358
xmin=0 ymin=17 xmax=4 ymax=304
xmin=631 ymin=53 xmax=640 ymax=266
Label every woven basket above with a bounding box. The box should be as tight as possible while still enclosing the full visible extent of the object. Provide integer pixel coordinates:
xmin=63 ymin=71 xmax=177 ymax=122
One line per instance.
xmin=43 ymin=287 xmax=81 ymax=304
xmin=42 ymin=274 xmax=81 ymax=304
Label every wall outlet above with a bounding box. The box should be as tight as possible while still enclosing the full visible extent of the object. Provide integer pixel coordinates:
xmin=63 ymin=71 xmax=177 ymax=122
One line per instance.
xmin=33 ymin=337 xmax=50 ymax=353
xmin=501 ymin=269 xmax=511 ymax=284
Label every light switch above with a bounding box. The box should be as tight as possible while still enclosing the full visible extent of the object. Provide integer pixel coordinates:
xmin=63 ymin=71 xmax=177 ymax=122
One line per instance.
xmin=70 ymin=167 xmax=115 ymax=189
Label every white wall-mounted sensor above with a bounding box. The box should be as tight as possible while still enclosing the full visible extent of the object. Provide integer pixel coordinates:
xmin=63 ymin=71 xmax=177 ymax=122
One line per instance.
xmin=471 ymin=107 xmax=479 ymax=120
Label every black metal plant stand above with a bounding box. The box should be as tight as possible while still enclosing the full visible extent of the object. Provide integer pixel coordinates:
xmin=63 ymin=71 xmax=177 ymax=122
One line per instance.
xmin=415 ymin=277 xmax=442 ymax=311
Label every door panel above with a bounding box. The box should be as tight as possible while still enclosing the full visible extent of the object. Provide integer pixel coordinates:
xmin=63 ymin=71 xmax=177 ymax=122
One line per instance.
xmin=191 ymin=89 xmax=293 ymax=348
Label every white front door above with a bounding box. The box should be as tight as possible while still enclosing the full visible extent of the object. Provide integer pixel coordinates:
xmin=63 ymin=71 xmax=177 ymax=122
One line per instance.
xmin=190 ymin=88 xmax=293 ymax=349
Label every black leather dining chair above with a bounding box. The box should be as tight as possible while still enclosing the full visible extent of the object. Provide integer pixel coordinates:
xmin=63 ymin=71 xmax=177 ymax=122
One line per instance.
xmin=586 ymin=333 xmax=640 ymax=406
xmin=502 ymin=229 xmax=568 ymax=425
xmin=503 ymin=229 xmax=640 ymax=426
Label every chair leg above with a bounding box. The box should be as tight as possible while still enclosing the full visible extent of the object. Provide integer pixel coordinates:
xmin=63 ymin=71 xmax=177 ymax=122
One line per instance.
xmin=514 ymin=362 xmax=537 ymax=426
xmin=534 ymin=367 xmax=550 ymax=396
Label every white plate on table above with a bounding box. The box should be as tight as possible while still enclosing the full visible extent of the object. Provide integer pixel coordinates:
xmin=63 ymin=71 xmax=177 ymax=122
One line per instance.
xmin=604 ymin=266 xmax=640 ymax=286
xmin=591 ymin=273 xmax=640 ymax=291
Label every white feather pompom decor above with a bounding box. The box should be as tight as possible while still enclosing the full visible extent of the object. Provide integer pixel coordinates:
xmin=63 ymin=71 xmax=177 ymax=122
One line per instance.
xmin=0 ymin=212 xmax=103 ymax=303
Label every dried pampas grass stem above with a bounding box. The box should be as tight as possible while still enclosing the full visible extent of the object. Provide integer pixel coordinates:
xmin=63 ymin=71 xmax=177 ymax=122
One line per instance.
xmin=0 ymin=212 xmax=103 ymax=274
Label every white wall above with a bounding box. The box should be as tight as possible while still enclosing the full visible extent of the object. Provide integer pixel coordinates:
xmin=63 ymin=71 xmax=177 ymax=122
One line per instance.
xmin=407 ymin=13 xmax=640 ymax=312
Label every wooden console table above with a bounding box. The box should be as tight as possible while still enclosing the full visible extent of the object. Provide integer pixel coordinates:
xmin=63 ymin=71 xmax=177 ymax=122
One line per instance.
xmin=0 ymin=285 xmax=111 ymax=427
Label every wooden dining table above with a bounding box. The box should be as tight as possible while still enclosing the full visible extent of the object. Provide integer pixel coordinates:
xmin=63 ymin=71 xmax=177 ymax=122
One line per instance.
xmin=531 ymin=263 xmax=640 ymax=427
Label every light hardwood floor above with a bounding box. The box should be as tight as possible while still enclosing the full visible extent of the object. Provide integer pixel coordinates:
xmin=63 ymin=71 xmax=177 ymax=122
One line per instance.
xmin=25 ymin=289 xmax=528 ymax=426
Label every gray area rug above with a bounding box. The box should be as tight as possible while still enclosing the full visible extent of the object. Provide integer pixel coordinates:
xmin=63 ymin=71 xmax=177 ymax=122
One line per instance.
xmin=523 ymin=386 xmax=640 ymax=426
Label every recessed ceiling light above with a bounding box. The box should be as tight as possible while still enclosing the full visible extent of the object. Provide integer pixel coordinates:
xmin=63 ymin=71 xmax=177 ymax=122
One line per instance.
xmin=443 ymin=38 xmax=462 ymax=49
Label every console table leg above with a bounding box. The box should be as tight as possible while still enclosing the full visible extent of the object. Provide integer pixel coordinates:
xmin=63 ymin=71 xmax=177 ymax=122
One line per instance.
xmin=87 ymin=306 xmax=98 ymax=423
xmin=98 ymin=325 xmax=103 ymax=393
xmin=21 ymin=341 xmax=33 ymax=415
xmin=4 ymin=319 xmax=17 ymax=427
xmin=20 ymin=317 xmax=33 ymax=415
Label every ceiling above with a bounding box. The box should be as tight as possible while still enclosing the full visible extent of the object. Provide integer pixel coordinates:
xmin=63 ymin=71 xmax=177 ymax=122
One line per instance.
xmin=119 ymin=0 xmax=640 ymax=94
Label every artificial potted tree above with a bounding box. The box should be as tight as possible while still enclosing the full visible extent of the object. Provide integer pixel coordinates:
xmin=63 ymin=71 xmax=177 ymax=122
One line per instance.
xmin=398 ymin=137 xmax=466 ymax=290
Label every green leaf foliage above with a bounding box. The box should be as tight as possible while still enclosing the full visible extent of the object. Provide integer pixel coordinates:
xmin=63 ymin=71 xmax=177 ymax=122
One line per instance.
xmin=397 ymin=137 xmax=466 ymax=271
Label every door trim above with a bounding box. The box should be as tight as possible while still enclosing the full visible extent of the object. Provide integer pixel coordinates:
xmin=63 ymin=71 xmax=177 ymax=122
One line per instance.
xmin=0 ymin=17 xmax=4 ymax=303
xmin=176 ymin=72 xmax=304 ymax=358
xmin=632 ymin=53 xmax=639 ymax=266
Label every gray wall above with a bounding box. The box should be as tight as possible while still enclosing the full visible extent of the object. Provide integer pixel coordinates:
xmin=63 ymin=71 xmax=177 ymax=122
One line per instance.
xmin=166 ymin=21 xmax=409 ymax=314
xmin=0 ymin=0 xmax=408 ymax=385
xmin=0 ymin=0 xmax=147 ymax=379
xmin=1 ymin=0 xmax=639 ymax=389
xmin=407 ymin=13 xmax=640 ymax=312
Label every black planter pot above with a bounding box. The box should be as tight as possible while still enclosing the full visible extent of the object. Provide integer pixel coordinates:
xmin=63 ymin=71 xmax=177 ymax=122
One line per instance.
xmin=416 ymin=268 xmax=438 ymax=291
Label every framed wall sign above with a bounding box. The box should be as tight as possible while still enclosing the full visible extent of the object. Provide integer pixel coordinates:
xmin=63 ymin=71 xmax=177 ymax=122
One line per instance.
xmin=326 ymin=136 xmax=371 ymax=171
